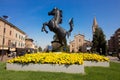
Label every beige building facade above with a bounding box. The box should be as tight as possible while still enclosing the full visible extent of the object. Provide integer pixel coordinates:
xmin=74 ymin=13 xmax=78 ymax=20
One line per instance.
xmin=25 ymin=38 xmax=35 ymax=49
xmin=69 ymin=34 xmax=91 ymax=52
xmin=0 ymin=17 xmax=26 ymax=53
xmin=25 ymin=38 xmax=35 ymax=53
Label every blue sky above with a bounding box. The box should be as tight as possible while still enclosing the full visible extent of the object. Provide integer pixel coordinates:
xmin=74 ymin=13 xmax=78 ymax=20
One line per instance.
xmin=0 ymin=0 xmax=120 ymax=49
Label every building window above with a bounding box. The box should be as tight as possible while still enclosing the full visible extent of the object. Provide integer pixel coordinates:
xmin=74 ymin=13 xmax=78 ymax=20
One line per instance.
xmin=79 ymin=39 xmax=81 ymax=42
xmin=21 ymin=36 xmax=22 ymax=40
xmin=20 ymin=43 xmax=22 ymax=47
xmin=10 ymin=31 xmax=12 ymax=35
xmin=16 ymin=33 xmax=17 ymax=38
xmin=23 ymin=37 xmax=24 ymax=40
xmin=21 ymin=36 xmax=23 ymax=40
xmin=8 ymin=40 xmax=11 ymax=47
xmin=118 ymin=35 xmax=120 ymax=38
xmin=15 ymin=42 xmax=17 ymax=47
xmin=21 ymin=43 xmax=22 ymax=47
xmin=19 ymin=42 xmax=20 ymax=47
xmin=72 ymin=45 xmax=73 ymax=47
xmin=3 ymin=38 xmax=5 ymax=45
xmin=117 ymin=32 xmax=120 ymax=34
xmin=19 ymin=35 xmax=21 ymax=39
xmin=4 ymin=28 xmax=6 ymax=33
xmin=118 ymin=39 xmax=120 ymax=41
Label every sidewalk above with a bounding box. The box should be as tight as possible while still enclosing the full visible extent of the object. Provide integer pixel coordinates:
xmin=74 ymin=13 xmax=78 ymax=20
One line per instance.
xmin=107 ymin=56 xmax=120 ymax=63
xmin=0 ymin=55 xmax=13 ymax=62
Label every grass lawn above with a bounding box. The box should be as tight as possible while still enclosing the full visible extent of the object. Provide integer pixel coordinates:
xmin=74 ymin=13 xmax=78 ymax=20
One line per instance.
xmin=0 ymin=62 xmax=120 ymax=80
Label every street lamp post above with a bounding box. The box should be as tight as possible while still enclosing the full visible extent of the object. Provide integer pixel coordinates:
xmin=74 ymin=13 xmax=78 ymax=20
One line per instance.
xmin=0 ymin=15 xmax=8 ymax=61
xmin=35 ymin=41 xmax=38 ymax=53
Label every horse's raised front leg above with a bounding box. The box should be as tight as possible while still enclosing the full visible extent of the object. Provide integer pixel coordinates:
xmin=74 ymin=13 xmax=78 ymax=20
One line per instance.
xmin=41 ymin=22 xmax=48 ymax=33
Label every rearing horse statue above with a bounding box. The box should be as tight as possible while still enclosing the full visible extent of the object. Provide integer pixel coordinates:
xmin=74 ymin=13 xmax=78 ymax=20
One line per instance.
xmin=41 ymin=7 xmax=74 ymax=47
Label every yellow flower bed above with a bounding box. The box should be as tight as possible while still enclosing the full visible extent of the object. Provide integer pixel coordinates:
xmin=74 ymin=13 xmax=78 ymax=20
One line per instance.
xmin=7 ymin=52 xmax=109 ymax=65
xmin=83 ymin=53 xmax=109 ymax=62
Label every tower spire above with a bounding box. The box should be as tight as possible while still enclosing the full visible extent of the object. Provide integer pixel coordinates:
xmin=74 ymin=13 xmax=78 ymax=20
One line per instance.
xmin=92 ymin=17 xmax=98 ymax=33
xmin=93 ymin=17 xmax=98 ymax=26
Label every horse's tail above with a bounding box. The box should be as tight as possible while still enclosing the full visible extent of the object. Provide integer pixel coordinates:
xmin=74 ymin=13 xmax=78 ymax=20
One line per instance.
xmin=66 ymin=18 xmax=74 ymax=38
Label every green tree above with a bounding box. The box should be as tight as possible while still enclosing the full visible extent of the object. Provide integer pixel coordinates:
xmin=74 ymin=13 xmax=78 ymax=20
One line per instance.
xmin=38 ymin=46 xmax=42 ymax=52
xmin=92 ymin=27 xmax=107 ymax=55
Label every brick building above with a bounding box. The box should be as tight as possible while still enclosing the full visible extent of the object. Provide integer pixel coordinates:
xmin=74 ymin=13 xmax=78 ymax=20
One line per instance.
xmin=69 ymin=17 xmax=99 ymax=53
xmin=69 ymin=34 xmax=91 ymax=52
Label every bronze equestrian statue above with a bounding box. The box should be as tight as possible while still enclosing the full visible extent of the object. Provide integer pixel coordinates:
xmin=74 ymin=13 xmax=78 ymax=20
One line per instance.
xmin=41 ymin=7 xmax=74 ymax=50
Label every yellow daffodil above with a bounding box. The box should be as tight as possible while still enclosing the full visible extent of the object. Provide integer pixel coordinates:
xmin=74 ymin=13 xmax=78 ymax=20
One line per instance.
xmin=7 ymin=52 xmax=109 ymax=65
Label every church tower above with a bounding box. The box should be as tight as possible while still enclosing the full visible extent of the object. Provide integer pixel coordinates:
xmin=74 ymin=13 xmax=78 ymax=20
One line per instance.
xmin=92 ymin=17 xmax=98 ymax=34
